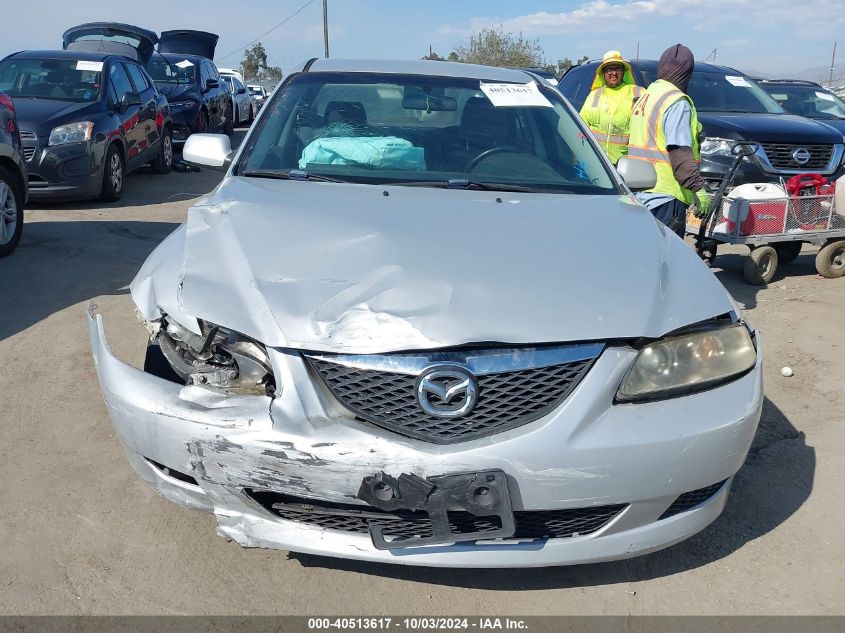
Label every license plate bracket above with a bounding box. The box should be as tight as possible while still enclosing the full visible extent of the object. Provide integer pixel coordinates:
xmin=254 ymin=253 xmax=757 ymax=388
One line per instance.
xmin=357 ymin=469 xmax=515 ymax=550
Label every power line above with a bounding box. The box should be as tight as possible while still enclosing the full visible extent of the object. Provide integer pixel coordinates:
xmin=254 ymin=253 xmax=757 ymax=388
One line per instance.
xmin=216 ymin=0 xmax=316 ymax=62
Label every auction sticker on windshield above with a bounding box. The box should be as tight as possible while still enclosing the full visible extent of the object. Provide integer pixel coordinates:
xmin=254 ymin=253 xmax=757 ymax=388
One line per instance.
xmin=175 ymin=59 xmax=194 ymax=68
xmin=725 ymin=75 xmax=751 ymax=87
xmin=480 ymin=82 xmax=552 ymax=107
xmin=75 ymin=60 xmax=103 ymax=72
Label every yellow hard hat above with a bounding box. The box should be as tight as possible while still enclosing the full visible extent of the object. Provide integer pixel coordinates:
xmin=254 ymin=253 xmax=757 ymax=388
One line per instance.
xmin=598 ymin=50 xmax=631 ymax=73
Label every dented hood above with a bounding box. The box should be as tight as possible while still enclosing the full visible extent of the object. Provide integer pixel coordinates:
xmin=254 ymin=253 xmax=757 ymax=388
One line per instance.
xmin=131 ymin=177 xmax=734 ymax=353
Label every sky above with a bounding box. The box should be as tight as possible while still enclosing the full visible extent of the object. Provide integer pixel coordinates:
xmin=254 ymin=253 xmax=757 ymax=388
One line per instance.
xmin=5 ymin=0 xmax=845 ymax=80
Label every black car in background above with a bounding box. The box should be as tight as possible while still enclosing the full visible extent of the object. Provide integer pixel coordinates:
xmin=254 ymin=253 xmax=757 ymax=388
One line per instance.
xmin=146 ymin=30 xmax=233 ymax=141
xmin=560 ymin=60 xmax=845 ymax=189
xmin=758 ymin=79 xmax=845 ymax=137
xmin=0 ymin=25 xmax=173 ymax=202
xmin=0 ymin=91 xmax=27 ymax=256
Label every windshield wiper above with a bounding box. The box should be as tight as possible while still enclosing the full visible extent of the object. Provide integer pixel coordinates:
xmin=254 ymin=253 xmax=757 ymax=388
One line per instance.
xmin=387 ymin=179 xmax=537 ymax=192
xmin=240 ymin=169 xmax=345 ymax=183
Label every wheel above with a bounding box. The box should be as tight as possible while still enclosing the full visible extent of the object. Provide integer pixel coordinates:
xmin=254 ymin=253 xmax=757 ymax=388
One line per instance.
xmin=151 ymin=127 xmax=173 ymax=174
xmin=247 ymin=104 xmax=254 ymax=124
xmin=223 ymin=104 xmax=234 ymax=135
xmin=99 ymin=144 xmax=124 ymax=202
xmin=815 ymin=239 xmax=845 ymax=278
xmin=743 ymin=245 xmax=778 ymax=285
xmin=697 ymin=239 xmax=718 ymax=267
xmin=774 ymin=241 xmax=802 ymax=265
xmin=0 ymin=166 xmax=24 ymax=258
xmin=143 ymin=341 xmax=183 ymax=384
xmin=233 ymin=105 xmax=239 ymax=128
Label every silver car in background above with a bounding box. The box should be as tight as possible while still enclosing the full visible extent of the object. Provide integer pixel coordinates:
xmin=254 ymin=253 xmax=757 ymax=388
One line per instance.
xmin=88 ymin=59 xmax=763 ymax=567
xmin=221 ymin=74 xmax=253 ymax=126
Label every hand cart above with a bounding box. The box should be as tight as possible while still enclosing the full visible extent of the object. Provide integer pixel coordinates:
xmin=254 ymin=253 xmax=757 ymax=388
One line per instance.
xmin=686 ymin=142 xmax=845 ymax=285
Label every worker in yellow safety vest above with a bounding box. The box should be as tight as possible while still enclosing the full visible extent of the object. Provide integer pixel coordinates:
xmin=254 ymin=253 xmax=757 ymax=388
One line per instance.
xmin=579 ymin=50 xmax=644 ymax=164
xmin=627 ymin=44 xmax=710 ymax=237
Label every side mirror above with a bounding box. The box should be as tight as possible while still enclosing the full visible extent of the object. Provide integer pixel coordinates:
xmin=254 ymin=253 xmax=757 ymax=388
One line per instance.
xmin=616 ymin=157 xmax=657 ymax=190
xmin=205 ymin=78 xmax=219 ymax=90
xmin=119 ymin=92 xmax=142 ymax=112
xmin=183 ymin=133 xmax=233 ymax=171
xmin=237 ymin=87 xmax=247 ymax=95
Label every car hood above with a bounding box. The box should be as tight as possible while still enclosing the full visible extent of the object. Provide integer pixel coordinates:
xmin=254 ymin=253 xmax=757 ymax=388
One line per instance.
xmin=12 ymin=98 xmax=100 ymax=134
xmin=699 ymin=112 xmax=844 ymax=143
xmin=153 ymin=82 xmax=197 ymax=102
xmin=131 ymin=178 xmax=736 ymax=353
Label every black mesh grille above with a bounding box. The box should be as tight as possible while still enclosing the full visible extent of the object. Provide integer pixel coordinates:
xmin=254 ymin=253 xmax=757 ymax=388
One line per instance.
xmin=759 ymin=143 xmax=833 ymax=170
xmin=306 ymin=356 xmax=595 ymax=444
xmin=246 ymin=490 xmax=626 ymax=541
xmin=20 ymin=131 xmax=36 ymax=162
xmin=659 ymin=480 xmax=727 ymax=520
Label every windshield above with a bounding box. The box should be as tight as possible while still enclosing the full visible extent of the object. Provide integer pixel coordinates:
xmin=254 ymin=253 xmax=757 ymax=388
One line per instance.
xmin=761 ymin=84 xmax=845 ymax=119
xmin=236 ymin=72 xmax=617 ymax=194
xmin=147 ymin=58 xmax=195 ymax=84
xmin=0 ymin=58 xmax=102 ymax=102
xmin=640 ymin=69 xmax=784 ymax=114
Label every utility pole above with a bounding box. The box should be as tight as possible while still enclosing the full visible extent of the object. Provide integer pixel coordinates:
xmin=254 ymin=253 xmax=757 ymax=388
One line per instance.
xmin=323 ymin=0 xmax=330 ymax=58
xmin=635 ymin=42 xmax=639 ymax=59
xmin=829 ymin=41 xmax=837 ymax=87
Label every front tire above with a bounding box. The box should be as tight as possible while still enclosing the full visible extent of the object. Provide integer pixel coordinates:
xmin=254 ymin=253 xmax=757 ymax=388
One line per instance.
xmin=99 ymin=144 xmax=125 ymax=202
xmin=0 ymin=166 xmax=24 ymax=258
xmin=151 ymin=128 xmax=173 ymax=174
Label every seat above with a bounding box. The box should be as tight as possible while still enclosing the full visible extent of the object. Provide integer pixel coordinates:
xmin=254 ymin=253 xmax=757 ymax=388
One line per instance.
xmin=458 ymin=96 xmax=515 ymax=152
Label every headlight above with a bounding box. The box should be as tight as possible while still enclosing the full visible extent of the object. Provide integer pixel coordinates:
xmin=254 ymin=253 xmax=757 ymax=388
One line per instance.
xmin=169 ymin=100 xmax=197 ymax=112
xmin=154 ymin=315 xmax=276 ymax=396
xmin=48 ymin=121 xmax=94 ymax=146
xmin=617 ymin=322 xmax=756 ymax=402
xmin=699 ymin=137 xmax=735 ymax=157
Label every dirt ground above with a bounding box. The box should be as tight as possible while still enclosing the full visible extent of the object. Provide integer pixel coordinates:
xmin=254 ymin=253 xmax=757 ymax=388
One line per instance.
xmin=1 ymin=130 xmax=843 ymax=615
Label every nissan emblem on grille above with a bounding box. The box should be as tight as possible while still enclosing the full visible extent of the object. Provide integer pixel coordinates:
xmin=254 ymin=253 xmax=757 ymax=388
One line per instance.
xmin=792 ymin=147 xmax=811 ymax=166
xmin=415 ymin=367 xmax=478 ymax=418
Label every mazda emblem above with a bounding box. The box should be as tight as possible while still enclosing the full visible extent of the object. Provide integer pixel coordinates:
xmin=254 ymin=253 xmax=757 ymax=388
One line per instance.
xmin=792 ymin=147 xmax=811 ymax=166
xmin=416 ymin=366 xmax=479 ymax=418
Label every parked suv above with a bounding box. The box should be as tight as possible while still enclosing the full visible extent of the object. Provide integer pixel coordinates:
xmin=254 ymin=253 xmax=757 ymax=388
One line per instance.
xmin=560 ymin=61 xmax=845 ymax=190
xmin=147 ymin=30 xmax=233 ymax=141
xmin=0 ymin=92 xmax=27 ymax=256
xmin=758 ymin=79 xmax=845 ymax=136
xmin=1 ymin=27 xmax=173 ymax=202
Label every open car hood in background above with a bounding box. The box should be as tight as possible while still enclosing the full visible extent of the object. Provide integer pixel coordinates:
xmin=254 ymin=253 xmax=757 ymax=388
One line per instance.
xmin=63 ymin=22 xmax=158 ymax=65
xmin=158 ymin=30 xmax=218 ymax=59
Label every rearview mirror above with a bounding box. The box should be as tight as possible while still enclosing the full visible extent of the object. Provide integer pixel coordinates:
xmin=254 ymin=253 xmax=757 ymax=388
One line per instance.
xmin=183 ymin=133 xmax=233 ymax=171
xmin=237 ymin=87 xmax=247 ymax=95
xmin=205 ymin=78 xmax=219 ymax=90
xmin=402 ymin=93 xmax=457 ymax=112
xmin=617 ymin=157 xmax=657 ymax=190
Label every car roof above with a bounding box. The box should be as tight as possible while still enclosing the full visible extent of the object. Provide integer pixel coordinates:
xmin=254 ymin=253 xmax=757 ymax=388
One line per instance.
xmin=6 ymin=49 xmax=120 ymax=63
xmin=571 ymin=59 xmax=744 ymax=75
xmin=306 ymin=58 xmax=536 ymax=83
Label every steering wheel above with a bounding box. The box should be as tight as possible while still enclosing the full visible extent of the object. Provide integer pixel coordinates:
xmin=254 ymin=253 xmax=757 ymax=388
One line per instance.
xmin=466 ymin=147 xmax=524 ymax=172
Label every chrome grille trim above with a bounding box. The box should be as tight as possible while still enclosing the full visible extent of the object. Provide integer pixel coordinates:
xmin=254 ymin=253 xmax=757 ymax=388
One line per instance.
xmin=305 ymin=343 xmax=603 ymax=444
xmin=20 ymin=130 xmax=37 ymax=162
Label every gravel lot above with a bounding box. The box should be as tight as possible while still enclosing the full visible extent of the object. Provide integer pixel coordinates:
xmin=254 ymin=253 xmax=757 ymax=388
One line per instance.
xmin=1 ymin=129 xmax=843 ymax=615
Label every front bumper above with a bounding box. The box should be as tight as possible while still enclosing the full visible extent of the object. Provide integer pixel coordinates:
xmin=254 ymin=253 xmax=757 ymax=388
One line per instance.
xmin=170 ymin=107 xmax=202 ymax=144
xmin=25 ymin=138 xmax=103 ymax=201
xmin=87 ymin=307 xmax=764 ymax=567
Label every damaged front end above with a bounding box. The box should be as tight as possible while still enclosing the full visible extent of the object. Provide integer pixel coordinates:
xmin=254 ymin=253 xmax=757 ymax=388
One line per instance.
xmin=146 ymin=314 xmax=276 ymax=396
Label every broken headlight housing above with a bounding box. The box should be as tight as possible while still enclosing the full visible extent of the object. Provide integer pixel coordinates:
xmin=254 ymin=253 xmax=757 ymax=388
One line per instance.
xmin=153 ymin=315 xmax=276 ymax=396
xmin=617 ymin=322 xmax=756 ymax=402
